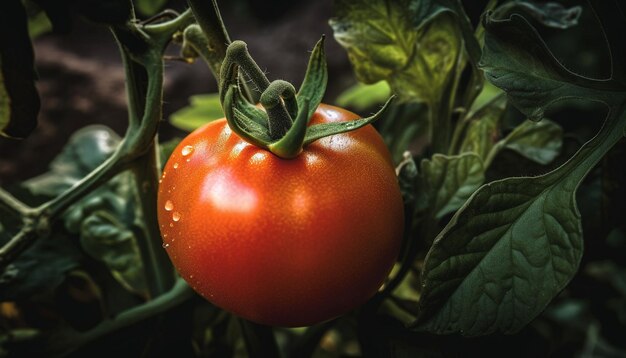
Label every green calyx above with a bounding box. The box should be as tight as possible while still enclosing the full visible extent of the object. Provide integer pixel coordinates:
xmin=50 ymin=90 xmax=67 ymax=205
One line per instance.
xmin=218 ymin=36 xmax=394 ymax=159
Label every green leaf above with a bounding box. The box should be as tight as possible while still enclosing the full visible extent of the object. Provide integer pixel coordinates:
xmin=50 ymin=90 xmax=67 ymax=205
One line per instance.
xmin=134 ymin=0 xmax=168 ymax=16
xmin=335 ymin=81 xmax=391 ymax=112
xmin=330 ymin=0 xmax=463 ymax=103
xmin=416 ymin=2 xmax=626 ymax=336
xmin=303 ymin=96 xmax=394 ymax=146
xmin=416 ymin=108 xmax=626 ymax=336
xmin=80 ymin=211 xmax=147 ymax=295
xmin=501 ymin=119 xmax=563 ymax=165
xmin=21 ymin=125 xmax=148 ymax=296
xmin=0 ymin=232 xmax=83 ymax=301
xmin=297 ymin=36 xmax=327 ymax=120
xmin=420 ymin=153 xmax=485 ymax=219
xmin=26 ymin=8 xmax=53 ymax=38
xmin=460 ymin=93 xmax=506 ymax=162
xmin=0 ymin=0 xmax=40 ymax=139
xmin=23 ymin=125 xmax=121 ymax=196
xmin=478 ymin=10 xmax=623 ymax=121
xmin=169 ymin=94 xmax=225 ymax=132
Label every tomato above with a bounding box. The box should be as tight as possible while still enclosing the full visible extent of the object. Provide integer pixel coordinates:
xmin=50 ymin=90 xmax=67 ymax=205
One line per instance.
xmin=157 ymin=104 xmax=403 ymax=327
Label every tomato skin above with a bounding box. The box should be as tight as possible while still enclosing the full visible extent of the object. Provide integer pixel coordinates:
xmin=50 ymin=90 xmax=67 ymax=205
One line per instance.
xmin=158 ymin=104 xmax=403 ymax=327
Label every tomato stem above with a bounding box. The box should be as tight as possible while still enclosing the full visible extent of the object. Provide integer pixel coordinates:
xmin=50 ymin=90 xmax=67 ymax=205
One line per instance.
xmin=216 ymin=36 xmax=395 ymax=159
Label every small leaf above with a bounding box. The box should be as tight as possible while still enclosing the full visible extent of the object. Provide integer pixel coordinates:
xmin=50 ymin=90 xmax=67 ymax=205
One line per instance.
xmin=501 ymin=119 xmax=563 ymax=165
xmin=26 ymin=9 xmax=53 ymax=38
xmin=0 ymin=0 xmax=40 ymax=139
xmin=169 ymin=94 xmax=225 ymax=132
xmin=297 ymin=36 xmax=327 ymax=120
xmin=420 ymin=153 xmax=485 ymax=219
xmin=134 ymin=0 xmax=168 ymax=16
xmin=335 ymin=81 xmax=391 ymax=111
xmin=303 ymin=96 xmax=394 ymax=146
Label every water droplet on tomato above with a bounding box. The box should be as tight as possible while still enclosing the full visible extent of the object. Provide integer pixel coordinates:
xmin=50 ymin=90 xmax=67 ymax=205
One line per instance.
xmin=173 ymin=162 xmax=179 ymax=169
xmin=164 ymin=200 xmax=174 ymax=211
xmin=172 ymin=212 xmax=181 ymax=222
xmin=181 ymin=145 xmax=194 ymax=156
xmin=169 ymin=223 xmax=174 ymax=228
xmin=162 ymin=243 xmax=170 ymax=248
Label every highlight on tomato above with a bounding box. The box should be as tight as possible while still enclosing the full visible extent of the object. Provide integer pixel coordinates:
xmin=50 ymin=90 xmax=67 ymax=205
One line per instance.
xmin=157 ymin=36 xmax=404 ymax=327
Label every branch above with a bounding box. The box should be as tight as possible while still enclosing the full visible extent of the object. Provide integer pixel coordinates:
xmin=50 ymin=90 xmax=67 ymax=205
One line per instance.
xmin=51 ymin=278 xmax=195 ymax=356
xmin=0 ymin=186 xmax=31 ymax=218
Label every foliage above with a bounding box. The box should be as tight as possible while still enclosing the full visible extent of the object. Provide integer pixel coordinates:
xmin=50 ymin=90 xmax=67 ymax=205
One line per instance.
xmin=0 ymin=0 xmax=625 ymax=356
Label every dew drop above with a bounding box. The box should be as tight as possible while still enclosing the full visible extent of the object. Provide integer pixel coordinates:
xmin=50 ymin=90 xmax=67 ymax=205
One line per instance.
xmin=181 ymin=145 xmax=194 ymax=156
xmin=189 ymin=274 xmax=194 ymax=279
xmin=172 ymin=212 xmax=181 ymax=222
xmin=169 ymin=223 xmax=174 ymax=228
xmin=162 ymin=243 xmax=170 ymax=248
xmin=173 ymin=162 xmax=179 ymax=169
xmin=164 ymin=200 xmax=174 ymax=211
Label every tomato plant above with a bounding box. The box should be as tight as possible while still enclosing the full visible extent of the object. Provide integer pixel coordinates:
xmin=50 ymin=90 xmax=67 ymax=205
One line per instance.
xmin=1 ymin=0 xmax=625 ymax=356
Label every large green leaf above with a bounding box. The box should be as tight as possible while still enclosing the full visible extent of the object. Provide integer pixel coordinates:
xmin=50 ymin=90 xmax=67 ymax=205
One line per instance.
xmin=23 ymin=125 xmax=147 ymax=296
xmin=330 ymin=0 xmax=475 ymax=103
xmin=415 ymin=2 xmax=626 ymax=336
xmin=420 ymin=153 xmax=484 ymax=220
xmin=478 ymin=6 xmax=622 ymax=121
xmin=416 ymin=108 xmax=625 ymax=336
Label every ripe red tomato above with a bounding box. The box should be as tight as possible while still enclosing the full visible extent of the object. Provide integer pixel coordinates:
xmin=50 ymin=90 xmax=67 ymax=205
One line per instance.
xmin=157 ymin=104 xmax=403 ymax=327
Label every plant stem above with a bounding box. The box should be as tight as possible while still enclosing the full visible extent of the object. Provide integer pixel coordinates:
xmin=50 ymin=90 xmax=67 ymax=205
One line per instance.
xmin=0 ymin=187 xmax=31 ymax=217
xmin=130 ymin=141 xmax=176 ymax=296
xmin=429 ymin=100 xmax=449 ymax=154
xmin=143 ymin=9 xmax=194 ymax=36
xmin=448 ymin=115 xmax=470 ymax=155
xmin=0 ymin=228 xmax=39 ymax=270
xmin=186 ymin=0 xmax=254 ymax=102
xmin=51 ymin=278 xmax=195 ymax=356
xmin=186 ymin=0 xmax=231 ymax=61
